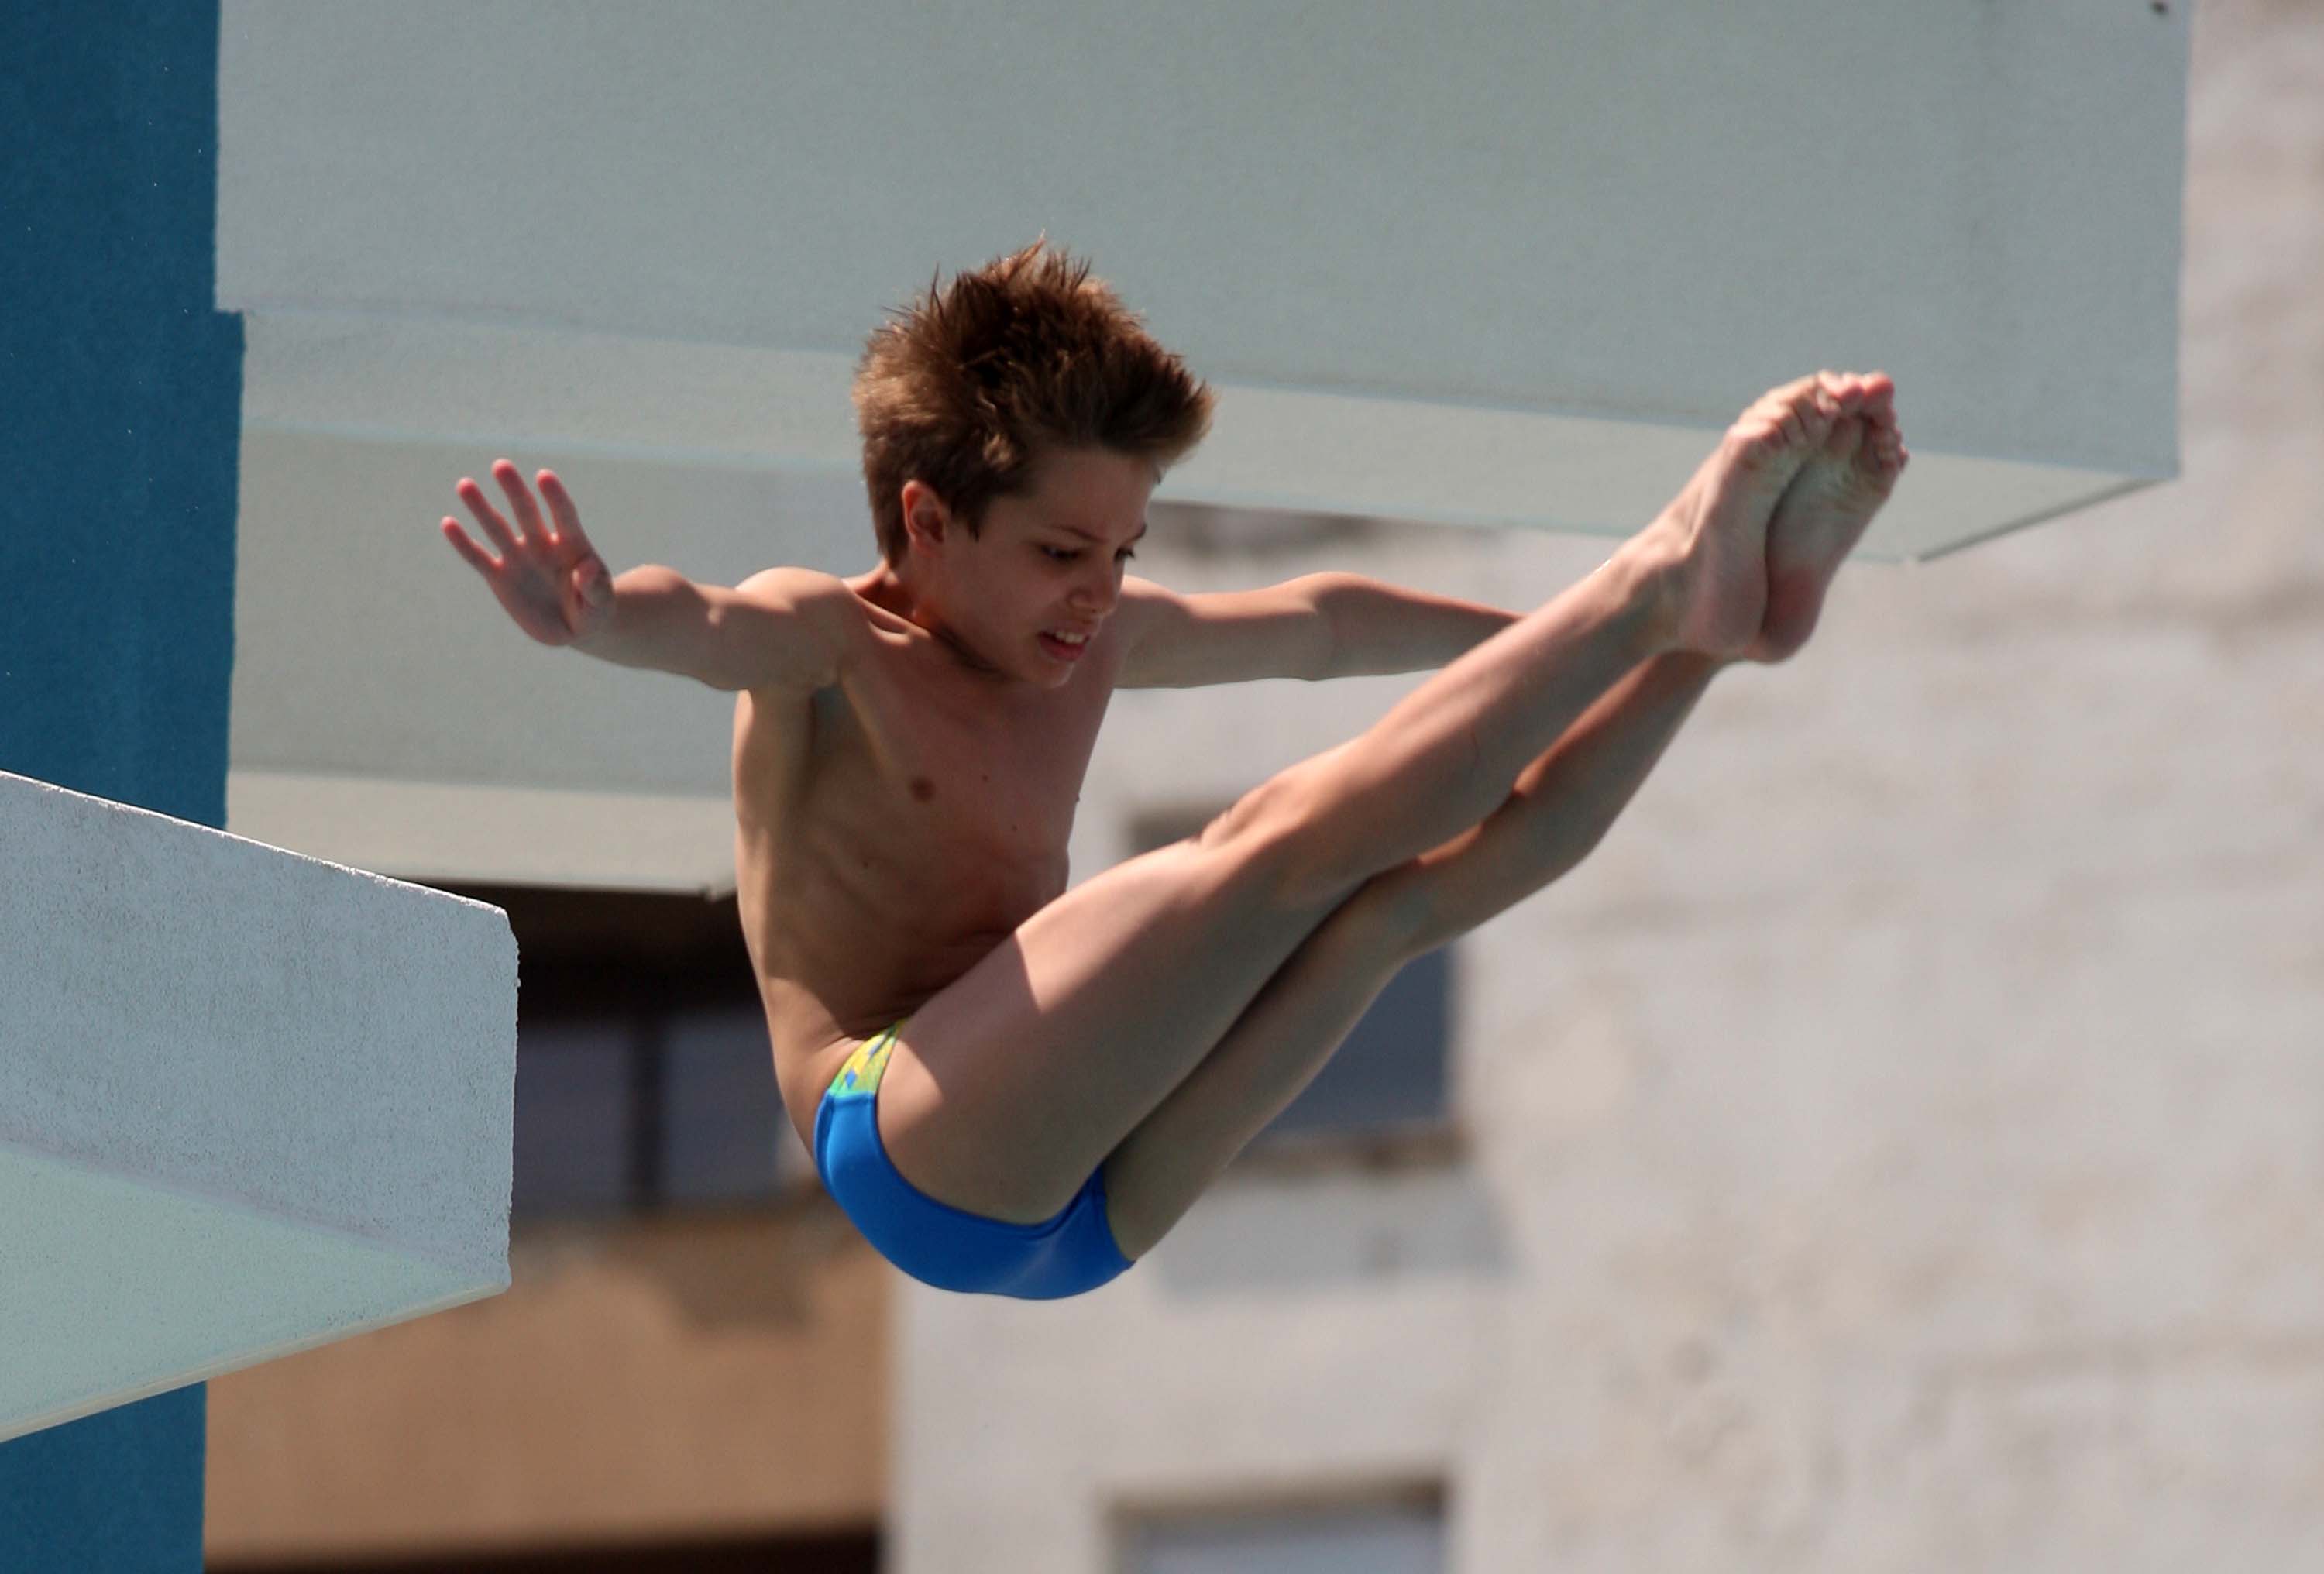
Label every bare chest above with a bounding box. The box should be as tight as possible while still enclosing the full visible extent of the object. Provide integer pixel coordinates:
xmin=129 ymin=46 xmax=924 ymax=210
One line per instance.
xmin=843 ymin=622 xmax=1116 ymax=885
xmin=732 ymin=611 xmax=1122 ymax=1137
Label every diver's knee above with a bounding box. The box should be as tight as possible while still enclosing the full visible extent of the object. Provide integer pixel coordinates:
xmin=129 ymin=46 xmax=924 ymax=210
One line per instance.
xmin=1196 ymin=762 xmax=1370 ymax=913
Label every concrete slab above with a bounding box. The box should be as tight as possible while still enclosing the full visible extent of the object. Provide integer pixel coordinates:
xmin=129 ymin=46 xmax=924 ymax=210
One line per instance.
xmin=0 ymin=770 xmax=516 ymax=1443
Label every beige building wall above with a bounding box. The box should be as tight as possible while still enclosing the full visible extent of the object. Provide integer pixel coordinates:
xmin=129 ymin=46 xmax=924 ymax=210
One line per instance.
xmin=899 ymin=2 xmax=2324 ymax=1569
xmin=205 ymin=1203 xmax=892 ymax=1565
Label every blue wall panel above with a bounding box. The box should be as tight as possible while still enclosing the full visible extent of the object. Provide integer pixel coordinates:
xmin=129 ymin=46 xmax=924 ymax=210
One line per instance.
xmin=1 ymin=2 xmax=241 ymax=1568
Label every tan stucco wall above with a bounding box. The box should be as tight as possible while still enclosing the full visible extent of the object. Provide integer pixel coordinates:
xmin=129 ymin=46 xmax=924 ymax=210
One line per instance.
xmin=205 ymin=1201 xmax=887 ymax=1564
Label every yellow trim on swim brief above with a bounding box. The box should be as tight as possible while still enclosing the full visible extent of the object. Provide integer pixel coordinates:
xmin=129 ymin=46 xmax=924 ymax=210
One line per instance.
xmin=831 ymin=1020 xmax=904 ymax=1098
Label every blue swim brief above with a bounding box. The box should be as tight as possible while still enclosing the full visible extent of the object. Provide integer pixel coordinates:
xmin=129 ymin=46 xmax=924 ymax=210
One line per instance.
xmin=812 ymin=1021 xmax=1136 ymax=1301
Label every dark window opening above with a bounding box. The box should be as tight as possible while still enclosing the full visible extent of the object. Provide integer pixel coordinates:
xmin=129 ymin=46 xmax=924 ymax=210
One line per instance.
xmin=425 ymin=882 xmax=806 ymax=1225
xmin=206 ymin=1526 xmax=878 ymax=1574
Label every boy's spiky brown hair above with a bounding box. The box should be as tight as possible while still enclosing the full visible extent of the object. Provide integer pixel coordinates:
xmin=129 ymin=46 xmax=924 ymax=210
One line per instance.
xmin=851 ymin=236 xmax=1215 ymax=567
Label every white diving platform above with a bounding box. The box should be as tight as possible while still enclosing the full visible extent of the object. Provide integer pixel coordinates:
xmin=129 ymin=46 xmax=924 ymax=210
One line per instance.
xmin=207 ymin=0 xmax=2191 ymax=897
xmin=1 ymin=769 xmax=516 ymax=1444
xmin=219 ymin=0 xmax=2188 ymax=565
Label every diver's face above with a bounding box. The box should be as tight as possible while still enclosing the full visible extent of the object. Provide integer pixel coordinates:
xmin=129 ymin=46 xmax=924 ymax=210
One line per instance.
xmin=904 ymin=445 xmax=1154 ymax=686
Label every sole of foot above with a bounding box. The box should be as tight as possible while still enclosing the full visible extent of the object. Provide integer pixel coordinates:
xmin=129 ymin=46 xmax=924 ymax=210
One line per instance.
xmin=1651 ymin=373 xmax=1844 ymax=657
xmin=1748 ymin=370 xmax=1911 ymax=663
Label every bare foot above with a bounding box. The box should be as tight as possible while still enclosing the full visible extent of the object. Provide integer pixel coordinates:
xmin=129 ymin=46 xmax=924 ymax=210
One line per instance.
xmin=1744 ymin=371 xmax=1911 ymax=663
xmin=1643 ymin=374 xmax=1841 ymax=658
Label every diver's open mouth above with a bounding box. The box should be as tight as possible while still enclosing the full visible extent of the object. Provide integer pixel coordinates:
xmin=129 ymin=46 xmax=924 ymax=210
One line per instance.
xmin=1038 ymin=628 xmax=1090 ymax=662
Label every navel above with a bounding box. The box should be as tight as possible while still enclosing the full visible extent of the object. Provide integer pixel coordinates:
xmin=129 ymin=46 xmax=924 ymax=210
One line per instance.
xmin=909 ymin=775 xmax=937 ymax=803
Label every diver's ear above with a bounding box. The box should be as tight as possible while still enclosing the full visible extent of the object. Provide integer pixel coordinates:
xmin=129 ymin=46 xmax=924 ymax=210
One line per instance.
xmin=899 ymin=479 xmax=956 ymax=558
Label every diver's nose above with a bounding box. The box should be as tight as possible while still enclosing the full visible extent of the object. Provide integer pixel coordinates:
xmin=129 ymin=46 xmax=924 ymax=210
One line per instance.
xmin=1075 ymin=569 xmax=1118 ymax=619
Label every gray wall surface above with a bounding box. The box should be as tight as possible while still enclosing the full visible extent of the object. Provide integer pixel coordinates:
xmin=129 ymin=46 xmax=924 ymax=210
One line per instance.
xmin=899 ymin=2 xmax=2322 ymax=1569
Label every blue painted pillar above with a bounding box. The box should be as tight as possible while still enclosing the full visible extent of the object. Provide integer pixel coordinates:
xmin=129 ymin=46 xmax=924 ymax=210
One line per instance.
xmin=1 ymin=2 xmax=242 ymax=1568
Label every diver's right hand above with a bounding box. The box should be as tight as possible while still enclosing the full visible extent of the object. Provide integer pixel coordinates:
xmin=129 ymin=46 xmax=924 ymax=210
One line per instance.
xmin=440 ymin=460 xmax=618 ymax=648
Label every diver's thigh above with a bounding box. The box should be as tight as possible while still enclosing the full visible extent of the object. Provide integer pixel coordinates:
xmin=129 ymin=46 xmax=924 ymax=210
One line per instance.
xmin=875 ymin=834 xmax=1348 ymax=1225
